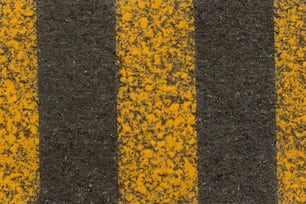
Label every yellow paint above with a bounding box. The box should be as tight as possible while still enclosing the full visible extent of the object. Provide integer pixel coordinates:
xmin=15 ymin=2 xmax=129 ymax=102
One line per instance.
xmin=0 ymin=0 xmax=39 ymax=203
xmin=116 ymin=0 xmax=197 ymax=203
xmin=274 ymin=0 xmax=306 ymax=203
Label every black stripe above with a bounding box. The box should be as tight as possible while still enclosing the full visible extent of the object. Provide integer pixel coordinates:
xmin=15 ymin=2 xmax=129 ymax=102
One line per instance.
xmin=194 ymin=1 xmax=277 ymax=203
xmin=37 ymin=1 xmax=118 ymax=203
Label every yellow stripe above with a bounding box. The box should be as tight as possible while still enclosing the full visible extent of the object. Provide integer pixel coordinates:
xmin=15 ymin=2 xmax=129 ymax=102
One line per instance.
xmin=275 ymin=0 xmax=306 ymax=203
xmin=116 ymin=0 xmax=197 ymax=203
xmin=0 ymin=1 xmax=39 ymax=203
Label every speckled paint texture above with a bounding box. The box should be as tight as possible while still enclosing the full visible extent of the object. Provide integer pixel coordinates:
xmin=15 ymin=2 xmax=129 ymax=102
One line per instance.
xmin=0 ymin=0 xmax=39 ymax=203
xmin=275 ymin=0 xmax=306 ymax=203
xmin=116 ymin=0 xmax=197 ymax=203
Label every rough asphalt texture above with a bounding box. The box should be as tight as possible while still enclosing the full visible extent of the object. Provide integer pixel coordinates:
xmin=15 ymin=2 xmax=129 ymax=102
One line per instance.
xmin=195 ymin=0 xmax=277 ymax=203
xmin=36 ymin=0 xmax=278 ymax=203
xmin=37 ymin=1 xmax=118 ymax=203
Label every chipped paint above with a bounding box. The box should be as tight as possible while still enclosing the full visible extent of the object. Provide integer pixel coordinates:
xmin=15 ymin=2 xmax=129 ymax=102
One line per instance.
xmin=274 ymin=0 xmax=306 ymax=203
xmin=116 ymin=0 xmax=197 ymax=203
xmin=0 ymin=0 xmax=39 ymax=203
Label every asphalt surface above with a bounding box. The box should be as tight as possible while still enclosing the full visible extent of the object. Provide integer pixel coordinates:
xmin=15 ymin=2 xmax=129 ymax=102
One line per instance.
xmin=195 ymin=0 xmax=277 ymax=203
xmin=37 ymin=1 xmax=118 ymax=203
xmin=36 ymin=0 xmax=279 ymax=203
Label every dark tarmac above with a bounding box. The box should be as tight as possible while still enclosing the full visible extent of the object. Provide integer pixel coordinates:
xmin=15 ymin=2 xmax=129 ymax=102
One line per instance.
xmin=37 ymin=0 xmax=278 ymax=203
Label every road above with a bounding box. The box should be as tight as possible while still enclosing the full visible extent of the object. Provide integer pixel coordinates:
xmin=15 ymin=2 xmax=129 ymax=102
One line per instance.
xmin=0 ymin=0 xmax=304 ymax=203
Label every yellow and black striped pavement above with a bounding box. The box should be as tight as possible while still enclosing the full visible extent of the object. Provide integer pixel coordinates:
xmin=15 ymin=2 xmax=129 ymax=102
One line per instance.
xmin=0 ymin=0 xmax=305 ymax=203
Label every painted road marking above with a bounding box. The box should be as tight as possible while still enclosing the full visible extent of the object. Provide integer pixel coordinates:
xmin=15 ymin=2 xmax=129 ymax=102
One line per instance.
xmin=0 ymin=0 xmax=39 ymax=203
xmin=116 ymin=0 xmax=197 ymax=203
xmin=275 ymin=0 xmax=306 ymax=203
